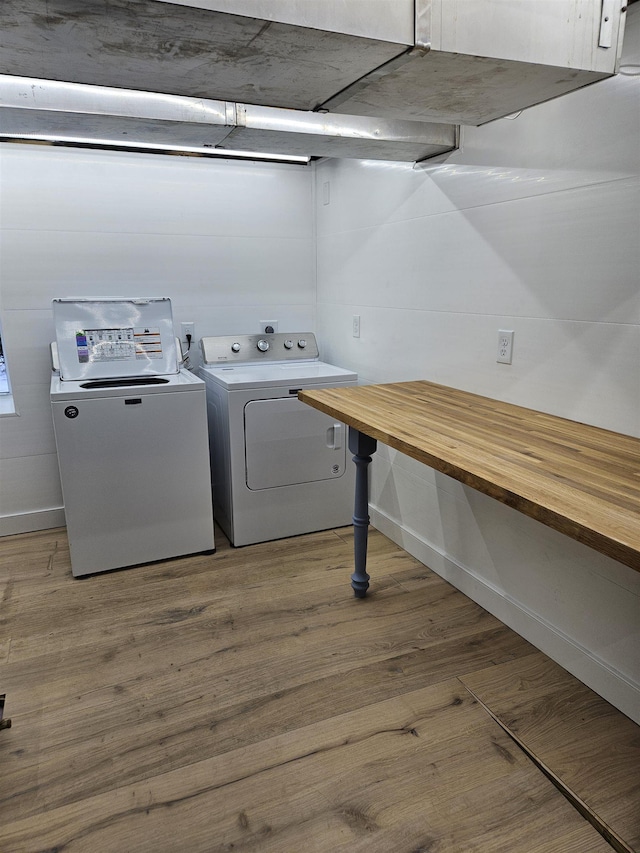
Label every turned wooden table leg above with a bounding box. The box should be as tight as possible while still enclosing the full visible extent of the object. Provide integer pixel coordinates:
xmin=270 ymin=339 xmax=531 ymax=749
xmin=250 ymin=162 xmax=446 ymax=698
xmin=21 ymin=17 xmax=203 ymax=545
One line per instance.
xmin=348 ymin=428 xmax=377 ymax=598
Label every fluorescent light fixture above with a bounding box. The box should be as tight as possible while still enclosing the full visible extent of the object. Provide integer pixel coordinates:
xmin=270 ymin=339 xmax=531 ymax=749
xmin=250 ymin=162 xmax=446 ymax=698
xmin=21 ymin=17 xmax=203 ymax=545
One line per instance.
xmin=0 ymin=130 xmax=311 ymax=164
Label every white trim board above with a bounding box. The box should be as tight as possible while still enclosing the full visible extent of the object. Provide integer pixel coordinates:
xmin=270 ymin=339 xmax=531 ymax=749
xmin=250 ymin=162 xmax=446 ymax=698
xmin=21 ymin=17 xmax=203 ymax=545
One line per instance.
xmin=0 ymin=508 xmax=66 ymax=538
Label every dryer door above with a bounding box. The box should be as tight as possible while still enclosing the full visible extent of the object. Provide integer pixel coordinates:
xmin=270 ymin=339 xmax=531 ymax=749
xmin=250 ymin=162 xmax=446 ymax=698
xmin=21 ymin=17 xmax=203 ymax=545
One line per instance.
xmin=244 ymin=397 xmax=346 ymax=490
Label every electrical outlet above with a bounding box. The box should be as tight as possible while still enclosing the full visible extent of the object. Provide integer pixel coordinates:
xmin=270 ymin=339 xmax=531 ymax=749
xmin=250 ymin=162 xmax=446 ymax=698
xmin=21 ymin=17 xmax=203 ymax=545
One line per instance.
xmin=260 ymin=321 xmax=278 ymax=334
xmin=181 ymin=321 xmax=195 ymax=341
xmin=497 ymin=329 xmax=514 ymax=364
xmin=352 ymin=314 xmax=361 ymax=338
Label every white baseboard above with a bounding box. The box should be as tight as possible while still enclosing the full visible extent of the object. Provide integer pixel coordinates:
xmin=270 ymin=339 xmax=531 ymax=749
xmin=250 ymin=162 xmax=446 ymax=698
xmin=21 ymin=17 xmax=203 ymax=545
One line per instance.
xmin=0 ymin=508 xmax=66 ymax=537
xmin=369 ymin=505 xmax=640 ymax=725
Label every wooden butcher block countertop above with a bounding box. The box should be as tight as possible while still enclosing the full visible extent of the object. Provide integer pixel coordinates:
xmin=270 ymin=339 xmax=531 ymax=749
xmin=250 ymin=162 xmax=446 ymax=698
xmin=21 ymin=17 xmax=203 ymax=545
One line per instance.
xmin=298 ymin=380 xmax=640 ymax=573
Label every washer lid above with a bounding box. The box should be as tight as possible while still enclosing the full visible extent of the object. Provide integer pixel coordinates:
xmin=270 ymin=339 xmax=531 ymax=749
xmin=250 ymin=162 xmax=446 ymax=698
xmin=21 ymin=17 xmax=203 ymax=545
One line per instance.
xmin=52 ymin=297 xmax=178 ymax=381
xmin=200 ymin=360 xmax=357 ymax=391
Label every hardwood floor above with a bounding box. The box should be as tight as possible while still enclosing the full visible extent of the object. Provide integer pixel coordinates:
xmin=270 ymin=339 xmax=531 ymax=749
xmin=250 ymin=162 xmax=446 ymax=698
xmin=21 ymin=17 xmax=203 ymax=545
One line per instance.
xmin=462 ymin=655 xmax=640 ymax=852
xmin=0 ymin=525 xmax=637 ymax=852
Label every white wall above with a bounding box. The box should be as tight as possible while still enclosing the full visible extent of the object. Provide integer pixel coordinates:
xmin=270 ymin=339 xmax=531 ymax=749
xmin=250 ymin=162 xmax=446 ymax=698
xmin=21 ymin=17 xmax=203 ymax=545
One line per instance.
xmin=315 ymin=9 xmax=640 ymax=721
xmin=0 ymin=147 xmax=315 ymax=534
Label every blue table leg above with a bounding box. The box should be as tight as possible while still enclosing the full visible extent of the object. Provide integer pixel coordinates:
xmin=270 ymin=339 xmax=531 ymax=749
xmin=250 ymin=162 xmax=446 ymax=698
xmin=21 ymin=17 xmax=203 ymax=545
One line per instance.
xmin=348 ymin=428 xmax=377 ymax=598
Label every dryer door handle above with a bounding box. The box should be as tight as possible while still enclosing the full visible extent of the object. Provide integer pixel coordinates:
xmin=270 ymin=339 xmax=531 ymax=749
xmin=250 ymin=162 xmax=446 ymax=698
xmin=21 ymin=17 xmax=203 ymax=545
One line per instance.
xmin=326 ymin=423 xmax=343 ymax=450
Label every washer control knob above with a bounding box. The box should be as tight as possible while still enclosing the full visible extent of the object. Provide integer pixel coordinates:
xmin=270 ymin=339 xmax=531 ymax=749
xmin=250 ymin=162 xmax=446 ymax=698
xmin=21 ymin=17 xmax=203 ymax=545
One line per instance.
xmin=284 ymin=339 xmax=294 ymax=350
xmin=297 ymin=339 xmax=307 ymax=349
xmin=231 ymin=342 xmax=241 ymax=353
xmin=257 ymin=339 xmax=270 ymax=352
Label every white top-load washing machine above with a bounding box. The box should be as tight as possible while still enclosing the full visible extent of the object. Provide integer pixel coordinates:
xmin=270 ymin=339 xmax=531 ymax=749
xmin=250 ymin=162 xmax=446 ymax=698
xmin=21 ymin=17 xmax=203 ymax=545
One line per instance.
xmin=50 ymin=297 xmax=214 ymax=577
xmin=198 ymin=333 xmax=357 ymax=547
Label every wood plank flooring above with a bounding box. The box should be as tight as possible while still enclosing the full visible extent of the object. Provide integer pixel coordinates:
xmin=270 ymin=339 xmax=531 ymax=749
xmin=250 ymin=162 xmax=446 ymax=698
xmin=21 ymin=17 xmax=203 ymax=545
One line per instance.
xmin=0 ymin=525 xmax=638 ymax=852
xmin=461 ymin=654 xmax=640 ymax=853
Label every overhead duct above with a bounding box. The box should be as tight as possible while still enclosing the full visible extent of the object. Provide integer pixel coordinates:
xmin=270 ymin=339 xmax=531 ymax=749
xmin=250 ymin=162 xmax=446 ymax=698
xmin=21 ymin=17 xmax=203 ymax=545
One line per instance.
xmin=0 ymin=77 xmax=458 ymax=163
xmin=0 ymin=0 xmax=628 ymax=162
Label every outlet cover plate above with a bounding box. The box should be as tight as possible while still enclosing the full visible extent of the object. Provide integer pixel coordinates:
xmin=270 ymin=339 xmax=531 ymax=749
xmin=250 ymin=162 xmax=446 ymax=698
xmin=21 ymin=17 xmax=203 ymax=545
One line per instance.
xmin=497 ymin=329 xmax=514 ymax=364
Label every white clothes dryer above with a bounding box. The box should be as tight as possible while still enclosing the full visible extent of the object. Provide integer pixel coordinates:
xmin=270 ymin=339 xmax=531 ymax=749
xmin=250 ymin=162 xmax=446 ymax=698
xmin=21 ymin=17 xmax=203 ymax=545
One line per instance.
xmin=198 ymin=333 xmax=357 ymax=547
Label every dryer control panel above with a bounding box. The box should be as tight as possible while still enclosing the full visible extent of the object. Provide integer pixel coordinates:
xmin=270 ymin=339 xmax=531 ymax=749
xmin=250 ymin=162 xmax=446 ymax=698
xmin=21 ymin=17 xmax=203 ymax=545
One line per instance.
xmin=201 ymin=333 xmax=319 ymax=365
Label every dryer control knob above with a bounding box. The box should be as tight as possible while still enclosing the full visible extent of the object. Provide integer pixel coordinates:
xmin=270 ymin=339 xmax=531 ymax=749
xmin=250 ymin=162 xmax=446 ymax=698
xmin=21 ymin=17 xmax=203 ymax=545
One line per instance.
xmin=297 ymin=339 xmax=307 ymax=349
xmin=257 ymin=339 xmax=270 ymax=352
xmin=284 ymin=339 xmax=294 ymax=349
xmin=231 ymin=342 xmax=241 ymax=353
